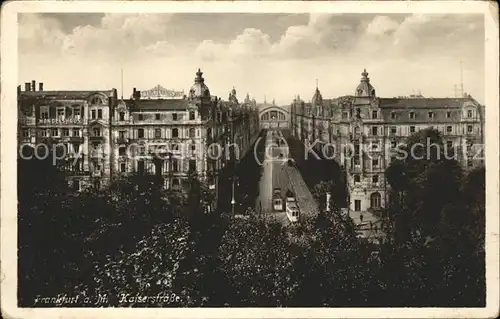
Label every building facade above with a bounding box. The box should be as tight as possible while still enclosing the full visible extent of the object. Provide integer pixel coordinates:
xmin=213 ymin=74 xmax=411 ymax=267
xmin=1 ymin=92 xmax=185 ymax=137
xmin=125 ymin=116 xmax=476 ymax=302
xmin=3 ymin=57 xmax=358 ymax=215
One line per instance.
xmin=290 ymin=69 xmax=485 ymax=213
xmin=18 ymin=69 xmax=260 ymax=194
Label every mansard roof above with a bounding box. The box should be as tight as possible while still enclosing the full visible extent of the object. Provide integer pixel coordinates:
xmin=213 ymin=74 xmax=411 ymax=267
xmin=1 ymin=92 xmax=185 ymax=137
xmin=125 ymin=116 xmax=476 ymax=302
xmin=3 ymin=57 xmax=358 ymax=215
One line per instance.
xmin=379 ymin=97 xmax=472 ymax=109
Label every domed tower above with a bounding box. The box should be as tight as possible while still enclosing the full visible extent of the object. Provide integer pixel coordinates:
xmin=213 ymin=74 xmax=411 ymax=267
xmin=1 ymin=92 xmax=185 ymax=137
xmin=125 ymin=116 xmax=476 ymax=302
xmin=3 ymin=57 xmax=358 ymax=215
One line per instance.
xmin=229 ymin=86 xmax=238 ymax=104
xmin=312 ymin=84 xmax=323 ymax=116
xmin=355 ymin=69 xmax=376 ymax=98
xmin=244 ymin=93 xmax=251 ymax=104
xmin=188 ymin=68 xmax=211 ymax=100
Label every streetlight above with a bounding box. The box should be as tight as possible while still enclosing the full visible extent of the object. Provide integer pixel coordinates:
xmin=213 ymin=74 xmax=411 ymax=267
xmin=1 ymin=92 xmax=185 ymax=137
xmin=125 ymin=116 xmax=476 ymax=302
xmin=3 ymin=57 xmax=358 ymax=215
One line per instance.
xmin=231 ymin=178 xmax=236 ymax=215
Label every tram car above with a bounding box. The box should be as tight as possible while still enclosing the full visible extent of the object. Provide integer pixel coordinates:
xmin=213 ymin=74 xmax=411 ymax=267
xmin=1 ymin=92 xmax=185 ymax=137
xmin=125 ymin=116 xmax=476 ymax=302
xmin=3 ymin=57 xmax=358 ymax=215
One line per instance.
xmin=272 ymin=188 xmax=284 ymax=212
xmin=285 ymin=190 xmax=300 ymax=222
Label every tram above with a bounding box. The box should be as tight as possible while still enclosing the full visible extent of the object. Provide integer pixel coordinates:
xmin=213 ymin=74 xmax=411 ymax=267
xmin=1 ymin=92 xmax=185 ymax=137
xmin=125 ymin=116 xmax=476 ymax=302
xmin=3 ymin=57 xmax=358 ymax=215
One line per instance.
xmin=272 ymin=188 xmax=284 ymax=211
xmin=285 ymin=190 xmax=300 ymax=222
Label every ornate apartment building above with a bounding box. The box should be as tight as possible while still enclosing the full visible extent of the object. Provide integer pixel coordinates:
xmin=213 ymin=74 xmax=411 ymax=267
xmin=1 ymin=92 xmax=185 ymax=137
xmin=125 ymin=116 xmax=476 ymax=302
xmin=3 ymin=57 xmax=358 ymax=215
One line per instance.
xmin=290 ymin=69 xmax=485 ymax=213
xmin=18 ymin=69 xmax=260 ymax=193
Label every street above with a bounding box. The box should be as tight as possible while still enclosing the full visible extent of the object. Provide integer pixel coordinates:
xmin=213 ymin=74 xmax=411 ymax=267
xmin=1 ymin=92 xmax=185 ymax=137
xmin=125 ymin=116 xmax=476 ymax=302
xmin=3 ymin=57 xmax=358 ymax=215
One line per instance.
xmin=256 ymin=130 xmax=319 ymax=224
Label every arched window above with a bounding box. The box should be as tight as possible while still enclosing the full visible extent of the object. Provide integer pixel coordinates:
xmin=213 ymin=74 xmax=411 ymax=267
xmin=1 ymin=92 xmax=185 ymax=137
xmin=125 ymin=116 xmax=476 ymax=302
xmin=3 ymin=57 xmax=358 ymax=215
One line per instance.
xmin=91 ymin=97 xmax=102 ymax=105
xmin=172 ymin=128 xmax=179 ymax=138
xmin=370 ymin=192 xmax=381 ymax=209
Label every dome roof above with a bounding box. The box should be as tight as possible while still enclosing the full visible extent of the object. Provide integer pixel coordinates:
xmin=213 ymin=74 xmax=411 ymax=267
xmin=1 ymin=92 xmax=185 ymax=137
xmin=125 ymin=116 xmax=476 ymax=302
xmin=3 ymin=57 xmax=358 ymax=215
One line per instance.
xmin=188 ymin=68 xmax=210 ymax=99
xmin=355 ymin=69 xmax=376 ymax=97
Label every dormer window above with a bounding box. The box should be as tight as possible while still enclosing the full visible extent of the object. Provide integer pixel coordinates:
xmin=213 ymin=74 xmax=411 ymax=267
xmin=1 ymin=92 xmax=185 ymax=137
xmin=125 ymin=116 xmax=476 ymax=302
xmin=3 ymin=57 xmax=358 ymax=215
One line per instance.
xmin=467 ymin=110 xmax=473 ymax=118
xmin=138 ymin=114 xmax=144 ymax=121
xmin=172 ymin=113 xmax=178 ymax=121
xmin=446 ymin=111 xmax=451 ymax=118
xmin=428 ymin=111 xmax=434 ymax=119
xmin=119 ymin=112 xmax=125 ymax=121
xmin=391 ymin=112 xmax=396 ymax=119
xmin=372 ymin=110 xmax=378 ymax=119
xmin=189 ymin=111 xmax=195 ymax=120
xmin=409 ymin=111 xmax=415 ymax=119
xmin=155 ymin=113 xmax=161 ymax=120
xmin=91 ymin=97 xmax=102 ymax=105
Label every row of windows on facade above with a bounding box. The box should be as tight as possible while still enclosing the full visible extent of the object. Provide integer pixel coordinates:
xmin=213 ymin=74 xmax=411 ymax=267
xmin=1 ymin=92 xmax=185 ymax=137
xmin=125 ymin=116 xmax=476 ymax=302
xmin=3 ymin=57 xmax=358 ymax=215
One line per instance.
xmin=86 ymin=158 xmax=197 ymax=173
xmin=344 ymin=139 xmax=475 ymax=156
xmin=117 ymin=111 xmax=197 ymax=122
xmin=23 ymin=127 xmax=200 ymax=139
xmin=351 ymin=156 xmax=476 ymax=187
xmin=307 ymin=109 xmax=477 ymax=120
xmin=38 ymin=108 xmax=197 ymax=122
xmin=70 ymin=177 xmax=184 ymax=192
xmin=352 ymin=194 xmax=381 ymax=212
xmin=301 ymin=123 xmax=477 ymax=137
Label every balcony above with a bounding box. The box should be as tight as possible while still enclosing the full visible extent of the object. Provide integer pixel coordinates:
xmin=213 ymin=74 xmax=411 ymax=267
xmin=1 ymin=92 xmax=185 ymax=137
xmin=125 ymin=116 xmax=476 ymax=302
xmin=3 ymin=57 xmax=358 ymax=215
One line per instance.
xmin=89 ymin=135 xmax=104 ymax=142
xmin=37 ymin=118 xmax=85 ymax=125
xmin=117 ymin=137 xmax=130 ymax=144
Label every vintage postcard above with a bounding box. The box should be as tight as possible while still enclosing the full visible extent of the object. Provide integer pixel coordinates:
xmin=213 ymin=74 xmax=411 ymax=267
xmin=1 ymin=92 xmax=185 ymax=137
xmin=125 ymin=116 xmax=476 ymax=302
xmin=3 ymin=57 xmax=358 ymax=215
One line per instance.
xmin=1 ymin=1 xmax=499 ymax=318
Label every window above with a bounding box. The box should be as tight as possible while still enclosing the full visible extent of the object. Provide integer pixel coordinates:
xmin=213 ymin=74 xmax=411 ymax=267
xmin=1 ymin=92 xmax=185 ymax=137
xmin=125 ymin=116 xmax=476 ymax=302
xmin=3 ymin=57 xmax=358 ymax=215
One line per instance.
xmin=22 ymin=129 xmax=29 ymax=138
xmin=391 ymin=112 xmax=396 ymax=119
xmin=446 ymin=126 xmax=452 ymax=133
xmin=137 ymin=160 xmax=145 ymax=174
xmin=189 ymin=128 xmax=196 ymax=138
xmin=119 ymin=147 xmax=126 ymax=156
xmin=172 ymin=113 xmax=178 ymax=121
xmin=372 ymin=110 xmax=378 ymax=119
xmin=119 ymin=112 xmax=125 ymax=121
xmin=446 ymin=141 xmax=453 ymax=149
xmin=467 ymin=159 xmax=473 ymax=167
xmin=354 ymin=175 xmax=360 ymax=183
xmin=371 ymin=143 xmax=378 ymax=150
xmin=138 ymin=114 xmax=144 ymax=121
xmin=57 ymin=109 xmax=65 ymax=117
xmin=467 ymin=125 xmax=473 ymax=133
xmin=207 ymin=127 xmax=212 ymax=138
xmin=74 ymin=108 xmax=81 ymax=117
xmin=73 ymin=179 xmax=80 ymax=191
xmin=91 ymin=97 xmax=102 ymax=105
xmin=410 ymin=126 xmax=416 ymax=133
xmin=372 ymin=158 xmax=379 ymax=167
xmin=390 ymin=127 xmax=397 ymax=135
xmin=98 ymin=109 xmax=103 ymax=119
xmin=371 ymin=126 xmax=378 ymax=136
xmin=409 ymin=111 xmax=415 ymax=119
xmin=342 ymin=112 xmax=348 ymax=120
xmin=40 ymin=129 xmax=48 ymax=137
xmin=91 ymin=110 xmax=96 ymax=119
xmin=172 ymin=128 xmax=179 ymax=138
xmin=63 ymin=128 xmax=70 ymax=137
xmin=119 ymin=130 xmax=126 ymax=139
xmin=370 ymin=193 xmax=381 ymax=209
xmin=446 ymin=111 xmax=451 ymax=118
xmin=138 ymin=128 xmax=144 ymax=138
xmin=189 ymin=111 xmax=195 ymax=120
xmin=41 ymin=111 xmax=49 ymax=119
xmin=172 ymin=178 xmax=180 ymax=186
xmin=51 ymin=128 xmax=59 ymax=136
xmin=428 ymin=111 xmax=434 ymax=119
xmin=372 ymin=175 xmax=379 ymax=184
xmin=120 ymin=163 xmax=126 ymax=173
xmin=172 ymin=159 xmax=179 ymax=172
xmin=467 ymin=110 xmax=473 ymax=118
xmin=155 ymin=128 xmax=161 ymax=138
xmin=354 ymin=200 xmax=361 ymax=212
xmin=191 ymin=144 xmax=196 ymax=152
xmin=391 ymin=141 xmax=397 ymax=148
xmin=189 ymin=159 xmax=196 ymax=172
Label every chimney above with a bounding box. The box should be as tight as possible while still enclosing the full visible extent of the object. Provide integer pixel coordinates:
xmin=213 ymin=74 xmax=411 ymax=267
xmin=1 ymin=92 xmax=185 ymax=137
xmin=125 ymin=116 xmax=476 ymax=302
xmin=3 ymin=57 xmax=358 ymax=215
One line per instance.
xmin=39 ymin=82 xmax=44 ymax=91
xmin=136 ymin=91 xmax=141 ymax=99
xmin=17 ymin=85 xmax=21 ymax=95
xmin=25 ymin=82 xmax=30 ymax=92
xmin=133 ymin=87 xmax=137 ymax=98
xmin=32 ymin=80 xmax=36 ymax=92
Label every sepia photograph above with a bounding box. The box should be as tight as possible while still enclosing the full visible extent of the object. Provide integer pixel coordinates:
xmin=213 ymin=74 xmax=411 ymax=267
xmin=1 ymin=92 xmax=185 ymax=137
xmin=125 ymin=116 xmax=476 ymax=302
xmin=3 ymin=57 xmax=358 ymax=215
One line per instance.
xmin=1 ymin=1 xmax=499 ymax=318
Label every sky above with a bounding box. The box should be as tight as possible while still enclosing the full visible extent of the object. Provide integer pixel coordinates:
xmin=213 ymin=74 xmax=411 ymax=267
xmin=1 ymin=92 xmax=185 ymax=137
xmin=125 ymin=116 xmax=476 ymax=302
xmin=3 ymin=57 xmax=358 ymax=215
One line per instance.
xmin=18 ymin=13 xmax=485 ymax=105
